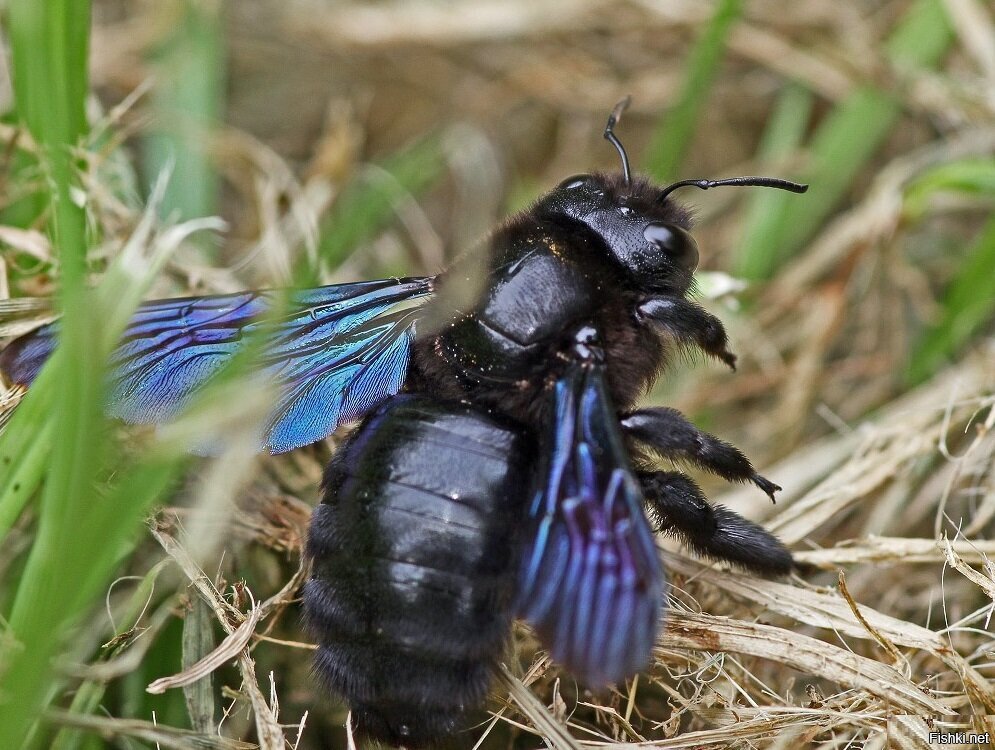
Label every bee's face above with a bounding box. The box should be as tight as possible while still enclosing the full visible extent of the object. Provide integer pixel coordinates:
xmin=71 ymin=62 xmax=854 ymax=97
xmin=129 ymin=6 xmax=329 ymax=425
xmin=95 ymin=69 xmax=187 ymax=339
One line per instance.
xmin=537 ymin=173 xmax=698 ymax=294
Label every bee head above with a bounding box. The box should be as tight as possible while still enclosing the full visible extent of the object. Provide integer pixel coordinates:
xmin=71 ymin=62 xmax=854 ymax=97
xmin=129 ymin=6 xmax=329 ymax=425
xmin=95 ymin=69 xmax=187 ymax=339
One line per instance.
xmin=534 ymin=99 xmax=807 ymax=294
xmin=537 ymin=171 xmax=700 ymax=293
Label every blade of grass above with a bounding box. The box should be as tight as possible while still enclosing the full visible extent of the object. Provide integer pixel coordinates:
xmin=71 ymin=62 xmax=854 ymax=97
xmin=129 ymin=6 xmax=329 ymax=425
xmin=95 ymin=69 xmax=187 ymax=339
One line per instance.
xmin=1 ymin=446 xmax=190 ymax=748
xmin=902 ymin=158 xmax=995 ymax=383
xmin=0 ymin=347 xmax=59 ymax=539
xmin=0 ymin=209 xmax=228 ymax=747
xmin=907 ymin=214 xmax=995 ymax=383
xmin=49 ymin=561 xmax=172 ymax=750
xmin=8 ymin=2 xmax=89 ymax=148
xmin=181 ymin=593 xmax=217 ymax=733
xmin=142 ymin=0 xmax=224 ymax=231
xmin=0 ymin=149 xmax=50 ymax=246
xmin=734 ymin=83 xmax=813 ymax=279
xmin=124 ymin=605 xmax=190 ymax=734
xmin=735 ymin=0 xmax=955 ymax=278
xmin=71 ymin=460 xmax=189 ymax=620
xmin=3 ymin=14 xmax=95 ymax=743
xmin=644 ymin=0 xmax=743 ymax=182
xmin=0 ymin=196 xmax=219 ymax=539
xmin=315 ymin=136 xmax=443 ymax=279
xmin=0 ymin=8 xmax=222 ymax=737
xmin=903 ymin=157 xmax=995 ymax=216
xmin=0 ymin=406 xmax=53 ymax=537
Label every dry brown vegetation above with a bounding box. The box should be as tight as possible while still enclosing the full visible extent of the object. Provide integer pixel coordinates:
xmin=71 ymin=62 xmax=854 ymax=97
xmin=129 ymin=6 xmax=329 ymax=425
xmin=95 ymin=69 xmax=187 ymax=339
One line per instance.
xmin=4 ymin=0 xmax=995 ymax=748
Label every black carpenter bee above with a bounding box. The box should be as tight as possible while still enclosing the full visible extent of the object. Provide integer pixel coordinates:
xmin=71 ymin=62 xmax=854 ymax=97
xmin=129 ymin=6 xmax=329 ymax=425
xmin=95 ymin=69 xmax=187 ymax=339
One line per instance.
xmin=0 ymin=100 xmax=805 ymax=747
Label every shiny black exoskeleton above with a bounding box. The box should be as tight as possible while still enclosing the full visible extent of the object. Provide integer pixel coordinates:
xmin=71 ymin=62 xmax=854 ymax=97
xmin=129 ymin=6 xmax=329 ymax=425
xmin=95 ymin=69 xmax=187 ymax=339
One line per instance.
xmin=303 ymin=397 xmax=531 ymax=745
xmin=303 ymin=101 xmax=806 ymax=746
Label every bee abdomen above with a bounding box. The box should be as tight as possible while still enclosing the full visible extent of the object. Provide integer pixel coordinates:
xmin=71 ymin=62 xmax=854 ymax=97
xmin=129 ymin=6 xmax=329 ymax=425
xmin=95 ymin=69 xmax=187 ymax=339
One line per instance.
xmin=303 ymin=395 xmax=532 ymax=747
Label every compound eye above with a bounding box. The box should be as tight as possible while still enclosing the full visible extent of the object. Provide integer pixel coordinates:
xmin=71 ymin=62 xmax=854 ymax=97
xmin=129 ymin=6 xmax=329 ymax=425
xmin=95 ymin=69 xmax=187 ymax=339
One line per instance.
xmin=557 ymin=173 xmax=597 ymax=191
xmin=643 ymin=222 xmax=699 ymax=270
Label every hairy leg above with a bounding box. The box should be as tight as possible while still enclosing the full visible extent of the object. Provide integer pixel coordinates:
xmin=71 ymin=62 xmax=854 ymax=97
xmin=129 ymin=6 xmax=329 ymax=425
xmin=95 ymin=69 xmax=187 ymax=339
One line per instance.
xmin=639 ymin=471 xmax=792 ymax=575
xmin=636 ymin=297 xmax=736 ymax=369
xmin=622 ymin=407 xmax=780 ymax=500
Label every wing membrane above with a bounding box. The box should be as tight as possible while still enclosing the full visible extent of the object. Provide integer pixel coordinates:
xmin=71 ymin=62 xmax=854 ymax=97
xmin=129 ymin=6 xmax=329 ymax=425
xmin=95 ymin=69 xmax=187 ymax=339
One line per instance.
xmin=518 ymin=355 xmax=664 ymax=686
xmin=0 ymin=277 xmax=433 ymax=453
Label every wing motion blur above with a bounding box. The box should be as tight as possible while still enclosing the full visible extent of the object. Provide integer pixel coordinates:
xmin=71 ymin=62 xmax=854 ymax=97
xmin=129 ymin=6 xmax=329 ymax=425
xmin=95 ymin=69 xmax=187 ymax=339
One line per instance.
xmin=0 ymin=277 xmax=434 ymax=453
xmin=517 ymin=326 xmax=665 ymax=686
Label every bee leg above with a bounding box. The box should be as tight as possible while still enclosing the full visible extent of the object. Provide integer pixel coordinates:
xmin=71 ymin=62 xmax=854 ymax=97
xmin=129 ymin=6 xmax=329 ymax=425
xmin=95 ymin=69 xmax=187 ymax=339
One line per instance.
xmin=621 ymin=407 xmax=779 ymax=500
xmin=639 ymin=470 xmax=793 ymax=575
xmin=636 ymin=297 xmax=737 ymax=369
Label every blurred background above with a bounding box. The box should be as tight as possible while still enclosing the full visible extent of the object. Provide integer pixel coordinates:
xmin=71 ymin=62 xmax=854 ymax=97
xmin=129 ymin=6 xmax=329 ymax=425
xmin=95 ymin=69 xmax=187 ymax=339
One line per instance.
xmin=1 ymin=0 xmax=994 ymax=747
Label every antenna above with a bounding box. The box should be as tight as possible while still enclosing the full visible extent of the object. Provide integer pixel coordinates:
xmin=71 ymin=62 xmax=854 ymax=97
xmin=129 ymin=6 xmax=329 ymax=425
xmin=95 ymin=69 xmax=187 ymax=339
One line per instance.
xmin=658 ymin=176 xmax=808 ymax=203
xmin=604 ymin=96 xmax=632 ymax=187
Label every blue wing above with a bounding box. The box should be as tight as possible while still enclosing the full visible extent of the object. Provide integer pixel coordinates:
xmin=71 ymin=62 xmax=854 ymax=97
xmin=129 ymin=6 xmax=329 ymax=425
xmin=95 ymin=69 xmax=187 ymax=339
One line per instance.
xmin=0 ymin=277 xmax=434 ymax=453
xmin=517 ymin=345 xmax=665 ymax=687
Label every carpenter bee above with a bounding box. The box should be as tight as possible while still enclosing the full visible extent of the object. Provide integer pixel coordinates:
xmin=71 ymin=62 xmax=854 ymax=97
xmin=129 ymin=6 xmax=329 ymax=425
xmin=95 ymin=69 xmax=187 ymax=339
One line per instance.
xmin=0 ymin=100 xmax=805 ymax=747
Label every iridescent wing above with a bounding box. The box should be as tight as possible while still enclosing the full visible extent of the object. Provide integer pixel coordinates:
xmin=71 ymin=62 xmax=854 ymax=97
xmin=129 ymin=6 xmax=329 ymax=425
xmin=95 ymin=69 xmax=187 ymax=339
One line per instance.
xmin=0 ymin=277 xmax=434 ymax=453
xmin=517 ymin=330 xmax=665 ymax=687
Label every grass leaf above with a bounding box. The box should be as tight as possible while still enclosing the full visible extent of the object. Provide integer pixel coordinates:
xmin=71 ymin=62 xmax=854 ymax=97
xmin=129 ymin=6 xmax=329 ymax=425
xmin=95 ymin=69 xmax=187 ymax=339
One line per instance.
xmin=735 ymin=0 xmax=954 ymax=277
xmin=142 ymin=0 xmax=225 ymax=229
xmin=735 ymin=83 xmax=813 ymax=279
xmin=316 ymin=137 xmax=444 ymax=278
xmin=907 ymin=214 xmax=995 ymax=383
xmin=644 ymin=0 xmax=743 ymax=182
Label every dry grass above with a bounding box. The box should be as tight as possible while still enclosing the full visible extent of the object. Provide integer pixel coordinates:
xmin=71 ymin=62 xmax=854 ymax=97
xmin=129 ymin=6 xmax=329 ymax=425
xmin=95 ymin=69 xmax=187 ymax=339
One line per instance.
xmin=4 ymin=0 xmax=995 ymax=748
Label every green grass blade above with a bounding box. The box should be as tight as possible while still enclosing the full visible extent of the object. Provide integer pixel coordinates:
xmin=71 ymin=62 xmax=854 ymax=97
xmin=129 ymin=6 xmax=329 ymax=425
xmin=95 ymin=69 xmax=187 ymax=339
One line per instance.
xmin=49 ymin=561 xmax=170 ymax=750
xmin=0 ymin=7 xmax=216 ymax=746
xmin=735 ymin=0 xmax=954 ymax=278
xmin=907 ymin=215 xmax=995 ymax=384
xmin=0 ymin=349 xmax=59 ymax=539
xmin=734 ymin=83 xmax=813 ymax=279
xmin=0 ymin=199 xmax=215 ymax=743
xmin=903 ymin=158 xmax=995 ymax=216
xmin=2 ymin=1 xmax=100 ymax=742
xmin=142 ymin=0 xmax=224 ymax=227
xmin=774 ymin=89 xmax=901 ymax=254
xmin=0 ymin=447 xmax=188 ymax=748
xmin=316 ymin=137 xmax=444 ymax=278
xmin=0 ymin=406 xmax=53 ymax=538
xmin=7 ymin=0 xmax=89 ymax=151
xmin=182 ymin=597 xmax=217 ymax=733
xmin=0 ymin=149 xmax=51 ymax=241
xmin=644 ymin=0 xmax=743 ymax=182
